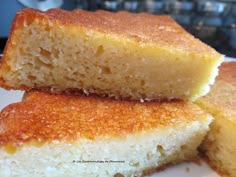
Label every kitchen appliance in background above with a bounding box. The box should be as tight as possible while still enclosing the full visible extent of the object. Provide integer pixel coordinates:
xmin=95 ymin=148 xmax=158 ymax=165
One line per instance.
xmin=17 ymin=0 xmax=64 ymax=11
xmin=0 ymin=0 xmax=235 ymax=57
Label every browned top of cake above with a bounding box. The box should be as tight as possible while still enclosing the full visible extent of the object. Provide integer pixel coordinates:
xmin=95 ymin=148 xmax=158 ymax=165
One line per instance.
xmin=0 ymin=91 xmax=208 ymax=147
xmin=197 ymin=62 xmax=236 ymax=122
xmin=12 ymin=8 xmax=220 ymax=57
xmin=217 ymin=62 xmax=236 ymax=83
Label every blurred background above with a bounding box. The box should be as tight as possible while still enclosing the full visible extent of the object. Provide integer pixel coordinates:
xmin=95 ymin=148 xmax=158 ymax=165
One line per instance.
xmin=0 ymin=0 xmax=236 ymax=58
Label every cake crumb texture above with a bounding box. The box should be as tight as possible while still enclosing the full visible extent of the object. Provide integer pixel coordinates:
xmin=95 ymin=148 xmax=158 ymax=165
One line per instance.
xmin=0 ymin=91 xmax=213 ymax=177
xmin=0 ymin=8 xmax=223 ymax=101
xmin=196 ymin=62 xmax=236 ymax=177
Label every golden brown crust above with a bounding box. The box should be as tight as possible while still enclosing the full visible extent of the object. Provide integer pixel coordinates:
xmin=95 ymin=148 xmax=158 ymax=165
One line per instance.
xmin=141 ymin=158 xmax=198 ymax=177
xmin=5 ymin=8 xmax=221 ymax=56
xmin=0 ymin=8 xmax=223 ymax=100
xmin=0 ymin=8 xmax=34 ymax=88
xmin=196 ymin=61 xmax=236 ymax=177
xmin=217 ymin=62 xmax=236 ymax=84
xmin=0 ymin=91 xmax=208 ymax=147
xmin=201 ymin=156 xmax=231 ymax=177
xmin=54 ymin=8 xmax=220 ymax=56
xmin=197 ymin=62 xmax=236 ymax=122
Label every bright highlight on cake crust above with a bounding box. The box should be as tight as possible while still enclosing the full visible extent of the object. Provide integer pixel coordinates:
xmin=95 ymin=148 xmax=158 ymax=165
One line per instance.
xmin=0 ymin=8 xmax=223 ymax=101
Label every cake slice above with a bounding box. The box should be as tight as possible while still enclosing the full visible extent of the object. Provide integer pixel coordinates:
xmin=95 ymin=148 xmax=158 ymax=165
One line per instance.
xmin=196 ymin=62 xmax=236 ymax=177
xmin=0 ymin=8 xmax=223 ymax=101
xmin=0 ymin=91 xmax=212 ymax=177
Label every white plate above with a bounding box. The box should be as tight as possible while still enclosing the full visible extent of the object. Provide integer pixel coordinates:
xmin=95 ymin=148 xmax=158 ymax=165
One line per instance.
xmin=1 ymin=56 xmax=234 ymax=177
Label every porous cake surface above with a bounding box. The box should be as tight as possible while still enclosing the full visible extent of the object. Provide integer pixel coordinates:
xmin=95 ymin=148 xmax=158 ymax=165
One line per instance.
xmin=0 ymin=91 xmax=209 ymax=146
xmin=196 ymin=62 xmax=236 ymax=177
xmin=0 ymin=8 xmax=223 ymax=101
xmin=0 ymin=91 xmax=212 ymax=177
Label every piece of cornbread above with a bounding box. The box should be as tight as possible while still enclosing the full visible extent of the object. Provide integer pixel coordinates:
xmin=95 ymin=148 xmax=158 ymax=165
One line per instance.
xmin=0 ymin=8 xmax=223 ymax=101
xmin=196 ymin=62 xmax=236 ymax=177
xmin=0 ymin=91 xmax=212 ymax=177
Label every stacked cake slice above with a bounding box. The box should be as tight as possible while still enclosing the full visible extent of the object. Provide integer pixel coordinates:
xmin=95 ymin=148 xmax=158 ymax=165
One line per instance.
xmin=0 ymin=8 xmax=224 ymax=177
xmin=0 ymin=8 xmax=223 ymax=101
xmin=0 ymin=91 xmax=213 ymax=177
xmin=196 ymin=62 xmax=236 ymax=177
